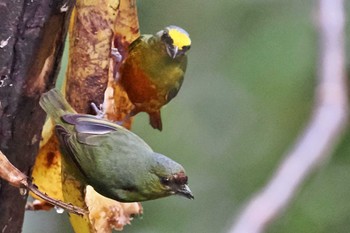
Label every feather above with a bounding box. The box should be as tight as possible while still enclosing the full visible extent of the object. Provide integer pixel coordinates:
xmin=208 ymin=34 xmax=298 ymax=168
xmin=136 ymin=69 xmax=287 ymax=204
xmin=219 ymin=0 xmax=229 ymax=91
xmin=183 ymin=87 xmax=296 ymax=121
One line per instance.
xmin=55 ymin=125 xmax=88 ymax=179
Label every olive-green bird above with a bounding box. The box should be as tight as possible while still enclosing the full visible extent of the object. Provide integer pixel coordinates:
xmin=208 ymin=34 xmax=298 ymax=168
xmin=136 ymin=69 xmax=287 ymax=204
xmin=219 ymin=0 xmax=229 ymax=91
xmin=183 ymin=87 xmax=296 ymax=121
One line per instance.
xmin=39 ymin=89 xmax=193 ymax=202
xmin=119 ymin=25 xmax=191 ymax=131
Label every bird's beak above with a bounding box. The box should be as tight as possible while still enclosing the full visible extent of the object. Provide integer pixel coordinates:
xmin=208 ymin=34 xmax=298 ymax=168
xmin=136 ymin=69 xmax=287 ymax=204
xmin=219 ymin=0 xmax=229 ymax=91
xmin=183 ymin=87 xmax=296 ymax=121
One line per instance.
xmin=176 ymin=184 xmax=194 ymax=200
xmin=166 ymin=45 xmax=179 ymax=59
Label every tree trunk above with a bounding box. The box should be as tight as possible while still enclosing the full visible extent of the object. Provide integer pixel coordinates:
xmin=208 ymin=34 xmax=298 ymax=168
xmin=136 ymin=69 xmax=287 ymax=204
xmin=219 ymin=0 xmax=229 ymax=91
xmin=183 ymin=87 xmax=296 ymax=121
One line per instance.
xmin=0 ymin=1 xmax=75 ymax=232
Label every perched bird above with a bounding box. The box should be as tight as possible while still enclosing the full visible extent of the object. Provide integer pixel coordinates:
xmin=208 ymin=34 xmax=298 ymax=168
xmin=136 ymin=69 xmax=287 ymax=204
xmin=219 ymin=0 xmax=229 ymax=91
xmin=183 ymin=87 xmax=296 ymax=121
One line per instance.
xmin=39 ymin=89 xmax=193 ymax=202
xmin=118 ymin=25 xmax=191 ymax=131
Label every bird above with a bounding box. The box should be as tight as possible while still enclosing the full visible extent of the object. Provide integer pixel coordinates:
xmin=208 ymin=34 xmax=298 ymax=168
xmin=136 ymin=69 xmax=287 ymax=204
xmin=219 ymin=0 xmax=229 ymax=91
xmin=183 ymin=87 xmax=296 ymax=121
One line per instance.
xmin=39 ymin=89 xmax=194 ymax=202
xmin=118 ymin=25 xmax=191 ymax=131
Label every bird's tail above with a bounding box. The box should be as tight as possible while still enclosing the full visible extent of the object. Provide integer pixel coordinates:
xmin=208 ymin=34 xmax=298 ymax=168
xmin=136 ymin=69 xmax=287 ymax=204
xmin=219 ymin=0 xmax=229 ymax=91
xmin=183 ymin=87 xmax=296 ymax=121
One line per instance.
xmin=39 ymin=89 xmax=76 ymax=123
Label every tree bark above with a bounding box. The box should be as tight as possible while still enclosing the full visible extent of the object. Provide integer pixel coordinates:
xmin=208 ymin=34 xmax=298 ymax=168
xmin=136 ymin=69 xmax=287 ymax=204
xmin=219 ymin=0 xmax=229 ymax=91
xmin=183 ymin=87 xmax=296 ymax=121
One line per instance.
xmin=0 ymin=1 xmax=75 ymax=232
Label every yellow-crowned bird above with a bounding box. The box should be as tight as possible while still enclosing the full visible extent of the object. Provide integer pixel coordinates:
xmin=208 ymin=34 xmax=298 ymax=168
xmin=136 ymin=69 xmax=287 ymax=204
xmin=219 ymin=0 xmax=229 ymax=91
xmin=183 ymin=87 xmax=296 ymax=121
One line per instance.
xmin=119 ymin=25 xmax=191 ymax=131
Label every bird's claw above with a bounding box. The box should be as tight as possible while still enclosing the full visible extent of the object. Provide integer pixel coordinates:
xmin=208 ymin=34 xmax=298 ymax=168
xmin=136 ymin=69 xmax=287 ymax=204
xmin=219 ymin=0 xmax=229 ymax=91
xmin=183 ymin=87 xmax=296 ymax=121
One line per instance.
xmin=91 ymin=102 xmax=105 ymax=119
xmin=111 ymin=47 xmax=123 ymax=81
xmin=111 ymin=48 xmax=123 ymax=63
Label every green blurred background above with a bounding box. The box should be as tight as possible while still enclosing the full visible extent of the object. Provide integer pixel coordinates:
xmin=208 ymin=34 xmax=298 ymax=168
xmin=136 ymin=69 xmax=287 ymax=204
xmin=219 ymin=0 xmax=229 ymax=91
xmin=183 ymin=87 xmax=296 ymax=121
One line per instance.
xmin=24 ymin=0 xmax=350 ymax=232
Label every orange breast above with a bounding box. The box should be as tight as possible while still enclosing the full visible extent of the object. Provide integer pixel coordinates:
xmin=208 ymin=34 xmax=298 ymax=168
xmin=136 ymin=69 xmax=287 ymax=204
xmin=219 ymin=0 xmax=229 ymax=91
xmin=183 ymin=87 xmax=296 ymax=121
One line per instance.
xmin=120 ymin=62 xmax=164 ymax=112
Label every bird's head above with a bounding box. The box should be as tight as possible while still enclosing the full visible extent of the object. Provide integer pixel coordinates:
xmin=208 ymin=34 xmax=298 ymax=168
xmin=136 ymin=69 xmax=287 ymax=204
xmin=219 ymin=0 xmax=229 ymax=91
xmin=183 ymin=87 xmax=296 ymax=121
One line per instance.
xmin=157 ymin=25 xmax=191 ymax=59
xmin=159 ymin=171 xmax=194 ymax=199
xmin=150 ymin=153 xmax=194 ymax=200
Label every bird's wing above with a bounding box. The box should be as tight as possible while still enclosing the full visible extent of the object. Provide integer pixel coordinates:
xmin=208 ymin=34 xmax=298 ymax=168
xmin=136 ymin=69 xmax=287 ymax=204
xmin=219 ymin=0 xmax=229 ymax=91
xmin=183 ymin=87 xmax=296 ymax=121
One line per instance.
xmin=166 ymin=82 xmax=183 ymax=103
xmin=62 ymin=114 xmax=123 ymax=133
xmin=128 ymin=34 xmax=153 ymax=51
xmin=55 ymin=124 xmax=89 ymax=179
xmin=62 ymin=113 xmax=128 ymax=137
xmin=165 ymin=56 xmax=187 ymax=103
xmin=61 ymin=114 xmax=153 ymax=151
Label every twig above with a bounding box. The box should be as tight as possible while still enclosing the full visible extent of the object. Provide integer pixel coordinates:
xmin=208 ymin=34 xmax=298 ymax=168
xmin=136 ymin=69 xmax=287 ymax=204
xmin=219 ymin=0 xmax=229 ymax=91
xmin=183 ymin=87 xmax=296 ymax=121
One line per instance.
xmin=228 ymin=0 xmax=347 ymax=232
xmin=0 ymin=150 xmax=27 ymax=187
xmin=0 ymin=150 xmax=87 ymax=216
xmin=26 ymin=183 xmax=87 ymax=216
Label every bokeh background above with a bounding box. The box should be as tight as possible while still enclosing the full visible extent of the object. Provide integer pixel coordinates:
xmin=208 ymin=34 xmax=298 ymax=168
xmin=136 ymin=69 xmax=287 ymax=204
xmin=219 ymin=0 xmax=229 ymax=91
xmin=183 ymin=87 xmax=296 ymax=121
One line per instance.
xmin=24 ymin=0 xmax=350 ymax=232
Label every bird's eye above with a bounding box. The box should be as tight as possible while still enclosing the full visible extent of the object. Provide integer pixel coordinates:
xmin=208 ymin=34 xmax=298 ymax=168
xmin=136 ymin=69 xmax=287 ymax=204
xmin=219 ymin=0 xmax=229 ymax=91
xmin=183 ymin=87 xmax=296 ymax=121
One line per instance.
xmin=174 ymin=175 xmax=188 ymax=185
xmin=182 ymin=45 xmax=191 ymax=52
xmin=161 ymin=177 xmax=171 ymax=186
xmin=161 ymin=32 xmax=174 ymax=45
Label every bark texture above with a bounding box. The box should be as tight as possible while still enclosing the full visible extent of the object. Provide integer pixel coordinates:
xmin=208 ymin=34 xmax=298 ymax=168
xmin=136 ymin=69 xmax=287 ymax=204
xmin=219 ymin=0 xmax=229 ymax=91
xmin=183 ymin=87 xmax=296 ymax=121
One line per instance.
xmin=0 ymin=1 xmax=75 ymax=232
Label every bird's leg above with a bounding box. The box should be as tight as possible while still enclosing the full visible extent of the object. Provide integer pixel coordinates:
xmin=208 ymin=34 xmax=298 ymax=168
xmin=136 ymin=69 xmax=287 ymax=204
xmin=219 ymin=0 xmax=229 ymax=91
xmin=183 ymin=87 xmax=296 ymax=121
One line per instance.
xmin=111 ymin=47 xmax=123 ymax=81
xmin=111 ymin=35 xmax=127 ymax=64
xmin=111 ymin=47 xmax=123 ymax=63
xmin=111 ymin=35 xmax=129 ymax=81
xmin=91 ymin=101 xmax=137 ymax=126
xmin=91 ymin=102 xmax=105 ymax=119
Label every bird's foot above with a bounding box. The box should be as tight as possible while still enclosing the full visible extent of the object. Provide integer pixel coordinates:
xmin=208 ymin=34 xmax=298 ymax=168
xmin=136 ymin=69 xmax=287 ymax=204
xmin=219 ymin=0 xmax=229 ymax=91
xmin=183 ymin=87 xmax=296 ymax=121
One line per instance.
xmin=91 ymin=102 xmax=105 ymax=119
xmin=111 ymin=48 xmax=123 ymax=81
xmin=111 ymin=48 xmax=123 ymax=63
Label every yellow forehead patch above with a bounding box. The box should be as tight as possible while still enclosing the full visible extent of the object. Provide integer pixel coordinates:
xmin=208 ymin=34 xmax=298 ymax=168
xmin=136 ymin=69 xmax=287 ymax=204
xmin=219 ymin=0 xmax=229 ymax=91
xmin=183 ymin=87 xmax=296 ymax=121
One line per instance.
xmin=168 ymin=29 xmax=191 ymax=48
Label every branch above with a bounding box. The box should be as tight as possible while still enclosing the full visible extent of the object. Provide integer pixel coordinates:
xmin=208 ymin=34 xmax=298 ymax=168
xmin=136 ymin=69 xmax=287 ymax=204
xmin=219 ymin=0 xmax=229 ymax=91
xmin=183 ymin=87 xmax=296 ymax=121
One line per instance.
xmin=0 ymin=150 xmax=87 ymax=216
xmin=228 ymin=0 xmax=347 ymax=232
xmin=0 ymin=1 xmax=75 ymax=231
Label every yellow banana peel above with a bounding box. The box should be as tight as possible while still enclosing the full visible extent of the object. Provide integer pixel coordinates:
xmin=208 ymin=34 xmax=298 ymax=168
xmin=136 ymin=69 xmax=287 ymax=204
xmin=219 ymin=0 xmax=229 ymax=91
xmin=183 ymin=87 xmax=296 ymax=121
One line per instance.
xmin=86 ymin=186 xmax=143 ymax=233
xmin=31 ymin=0 xmax=142 ymax=232
xmin=31 ymin=120 xmax=63 ymax=202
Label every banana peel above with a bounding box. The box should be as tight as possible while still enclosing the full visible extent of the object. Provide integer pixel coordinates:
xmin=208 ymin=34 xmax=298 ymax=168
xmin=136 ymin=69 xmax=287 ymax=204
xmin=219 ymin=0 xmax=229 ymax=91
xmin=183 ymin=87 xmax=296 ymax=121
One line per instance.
xmin=30 ymin=0 xmax=143 ymax=232
xmin=65 ymin=0 xmax=142 ymax=231
xmin=86 ymin=186 xmax=143 ymax=233
xmin=31 ymin=120 xmax=63 ymax=202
